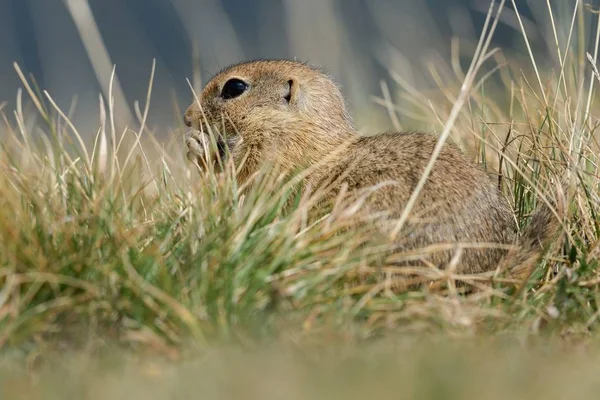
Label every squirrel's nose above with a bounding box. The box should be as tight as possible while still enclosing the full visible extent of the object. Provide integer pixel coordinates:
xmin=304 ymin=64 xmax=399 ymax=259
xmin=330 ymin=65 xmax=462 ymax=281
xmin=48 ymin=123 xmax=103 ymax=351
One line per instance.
xmin=183 ymin=111 xmax=192 ymax=127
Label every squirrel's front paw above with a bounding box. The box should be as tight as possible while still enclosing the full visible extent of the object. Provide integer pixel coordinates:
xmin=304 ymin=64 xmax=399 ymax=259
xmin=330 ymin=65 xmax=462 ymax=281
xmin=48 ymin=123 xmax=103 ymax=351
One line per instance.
xmin=185 ymin=129 xmax=211 ymax=167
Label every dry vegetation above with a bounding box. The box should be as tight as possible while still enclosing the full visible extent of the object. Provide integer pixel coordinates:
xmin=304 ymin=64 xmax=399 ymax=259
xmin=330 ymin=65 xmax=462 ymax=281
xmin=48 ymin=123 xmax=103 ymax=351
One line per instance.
xmin=1 ymin=0 xmax=600 ymax=398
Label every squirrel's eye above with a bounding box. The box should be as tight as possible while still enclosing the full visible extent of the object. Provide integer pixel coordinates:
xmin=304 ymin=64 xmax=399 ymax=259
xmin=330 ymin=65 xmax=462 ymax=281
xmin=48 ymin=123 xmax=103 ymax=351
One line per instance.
xmin=221 ymin=78 xmax=248 ymax=99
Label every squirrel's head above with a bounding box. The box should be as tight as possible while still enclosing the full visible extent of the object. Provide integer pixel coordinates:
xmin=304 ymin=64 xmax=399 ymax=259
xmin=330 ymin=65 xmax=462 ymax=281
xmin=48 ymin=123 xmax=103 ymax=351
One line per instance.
xmin=184 ymin=59 xmax=355 ymax=174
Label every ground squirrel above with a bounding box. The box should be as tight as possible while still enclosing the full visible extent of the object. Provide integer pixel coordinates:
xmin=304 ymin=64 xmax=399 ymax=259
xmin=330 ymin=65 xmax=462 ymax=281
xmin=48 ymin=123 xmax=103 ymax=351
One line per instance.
xmin=184 ymin=59 xmax=560 ymax=278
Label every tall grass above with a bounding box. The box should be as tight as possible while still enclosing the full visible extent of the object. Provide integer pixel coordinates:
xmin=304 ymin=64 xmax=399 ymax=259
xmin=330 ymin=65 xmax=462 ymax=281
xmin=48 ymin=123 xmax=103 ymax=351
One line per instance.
xmin=0 ymin=0 xmax=599 ymax=381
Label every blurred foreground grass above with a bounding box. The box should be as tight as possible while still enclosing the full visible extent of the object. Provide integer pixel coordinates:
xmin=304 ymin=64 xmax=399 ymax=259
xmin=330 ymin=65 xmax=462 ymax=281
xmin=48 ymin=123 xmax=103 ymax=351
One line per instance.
xmin=1 ymin=1 xmax=600 ymax=397
xmin=2 ymin=337 xmax=600 ymax=400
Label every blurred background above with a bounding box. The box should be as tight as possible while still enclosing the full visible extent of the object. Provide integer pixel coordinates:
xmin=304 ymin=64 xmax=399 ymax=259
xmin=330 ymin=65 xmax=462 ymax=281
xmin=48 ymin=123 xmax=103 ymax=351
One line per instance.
xmin=0 ymin=0 xmax=592 ymax=139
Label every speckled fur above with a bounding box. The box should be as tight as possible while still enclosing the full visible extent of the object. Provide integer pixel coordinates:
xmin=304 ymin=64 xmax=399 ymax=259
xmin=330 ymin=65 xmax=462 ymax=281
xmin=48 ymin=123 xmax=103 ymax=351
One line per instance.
xmin=184 ymin=59 xmax=559 ymax=276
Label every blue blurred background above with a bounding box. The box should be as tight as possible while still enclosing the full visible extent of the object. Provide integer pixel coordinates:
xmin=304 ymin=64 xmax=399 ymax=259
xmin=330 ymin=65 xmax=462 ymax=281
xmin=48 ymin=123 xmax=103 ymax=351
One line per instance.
xmin=0 ymin=1 xmax=585 ymax=136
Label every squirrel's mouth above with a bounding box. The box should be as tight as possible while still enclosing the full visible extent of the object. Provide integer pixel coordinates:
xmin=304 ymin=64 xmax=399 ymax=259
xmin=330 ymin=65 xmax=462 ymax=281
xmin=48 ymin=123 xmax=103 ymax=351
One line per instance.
xmin=185 ymin=127 xmax=232 ymax=171
xmin=199 ymin=123 xmax=232 ymax=163
xmin=216 ymin=137 xmax=227 ymax=161
xmin=203 ymin=120 xmax=235 ymax=161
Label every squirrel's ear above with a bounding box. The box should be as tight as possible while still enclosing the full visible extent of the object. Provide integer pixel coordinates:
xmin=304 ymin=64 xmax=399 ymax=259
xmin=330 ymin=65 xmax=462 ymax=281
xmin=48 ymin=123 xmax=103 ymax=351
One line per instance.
xmin=284 ymin=80 xmax=293 ymax=103
xmin=285 ymin=78 xmax=306 ymax=110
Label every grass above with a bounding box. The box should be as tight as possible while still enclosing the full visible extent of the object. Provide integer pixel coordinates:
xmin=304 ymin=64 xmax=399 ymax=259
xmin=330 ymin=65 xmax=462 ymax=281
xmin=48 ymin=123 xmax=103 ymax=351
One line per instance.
xmin=1 ymin=0 xmax=600 ymax=397
xmin=4 ymin=337 xmax=600 ymax=400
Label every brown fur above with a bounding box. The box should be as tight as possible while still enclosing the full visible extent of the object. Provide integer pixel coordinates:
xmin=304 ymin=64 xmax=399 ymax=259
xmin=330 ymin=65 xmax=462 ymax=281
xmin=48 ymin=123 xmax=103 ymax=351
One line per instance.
xmin=184 ymin=59 xmax=559 ymax=277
